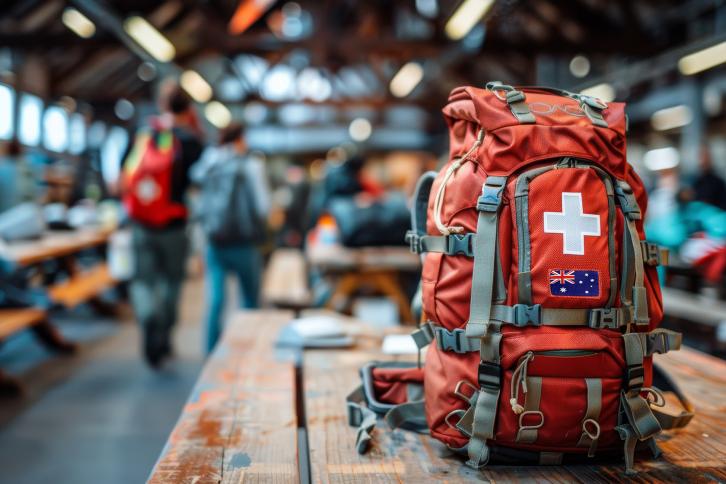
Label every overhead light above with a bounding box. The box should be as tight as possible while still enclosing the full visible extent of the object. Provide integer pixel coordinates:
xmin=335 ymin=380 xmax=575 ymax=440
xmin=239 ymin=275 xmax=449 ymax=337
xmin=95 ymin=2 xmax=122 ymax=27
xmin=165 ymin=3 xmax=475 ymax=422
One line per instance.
xmin=123 ymin=16 xmax=175 ymax=63
xmin=569 ymin=55 xmax=590 ymax=78
xmin=62 ymin=8 xmax=96 ymax=39
xmin=643 ymin=147 xmax=679 ymax=171
xmin=390 ymin=62 xmax=424 ymax=98
xmin=349 ymin=118 xmax=372 ymax=142
xmin=114 ymin=99 xmax=135 ymax=121
xmin=444 ymin=0 xmax=495 ymax=40
xmin=651 ymin=105 xmax=692 ymax=131
xmin=580 ymin=83 xmax=615 ymax=102
xmin=180 ymin=70 xmax=213 ymax=103
xmin=204 ymin=101 xmax=232 ymax=129
xmin=678 ymin=41 xmax=726 ymax=76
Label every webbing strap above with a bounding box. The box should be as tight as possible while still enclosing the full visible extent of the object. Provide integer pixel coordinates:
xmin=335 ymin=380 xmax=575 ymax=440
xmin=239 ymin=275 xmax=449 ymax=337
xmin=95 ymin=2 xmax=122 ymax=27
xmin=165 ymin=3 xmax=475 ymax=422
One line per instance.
xmin=411 ymin=323 xmax=434 ymax=349
xmin=652 ymin=363 xmax=695 ymax=430
xmin=641 ymin=241 xmax=669 ymax=266
xmin=346 ymin=386 xmax=378 ymax=454
xmin=577 ymin=378 xmax=602 ymax=456
xmin=466 ymin=176 xmax=507 ymax=338
xmin=466 ymin=386 xmax=499 ymax=468
xmin=621 ymin=391 xmax=661 ymax=440
xmin=411 ymin=171 xmax=438 ymax=239
xmin=616 ymin=180 xmax=649 ymax=326
xmin=515 ymin=376 xmax=543 ymax=444
xmin=491 ymin=304 xmax=632 ymax=328
xmin=384 ymin=401 xmax=428 ymax=433
xmin=615 ymin=424 xmax=638 ymax=476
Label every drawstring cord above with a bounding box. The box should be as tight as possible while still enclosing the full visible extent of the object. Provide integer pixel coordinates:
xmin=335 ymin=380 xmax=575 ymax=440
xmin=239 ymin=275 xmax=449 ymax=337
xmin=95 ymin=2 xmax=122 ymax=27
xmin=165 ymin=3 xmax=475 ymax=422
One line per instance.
xmin=510 ymin=351 xmax=534 ymax=415
xmin=433 ymin=129 xmax=484 ymax=235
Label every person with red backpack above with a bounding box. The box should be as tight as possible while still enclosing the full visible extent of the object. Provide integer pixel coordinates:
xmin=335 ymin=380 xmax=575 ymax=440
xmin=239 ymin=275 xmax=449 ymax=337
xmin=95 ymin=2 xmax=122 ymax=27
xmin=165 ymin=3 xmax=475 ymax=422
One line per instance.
xmin=122 ymin=86 xmax=204 ymax=368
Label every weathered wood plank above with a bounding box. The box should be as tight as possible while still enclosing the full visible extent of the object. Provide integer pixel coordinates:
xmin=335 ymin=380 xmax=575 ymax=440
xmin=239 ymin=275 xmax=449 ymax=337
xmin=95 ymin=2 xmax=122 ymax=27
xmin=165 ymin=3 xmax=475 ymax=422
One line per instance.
xmin=48 ymin=263 xmax=115 ymax=309
xmin=149 ymin=310 xmax=299 ymax=484
xmin=2 ymin=228 xmax=111 ymax=267
xmin=305 ymin=344 xmax=726 ymax=483
xmin=0 ymin=308 xmax=47 ymax=340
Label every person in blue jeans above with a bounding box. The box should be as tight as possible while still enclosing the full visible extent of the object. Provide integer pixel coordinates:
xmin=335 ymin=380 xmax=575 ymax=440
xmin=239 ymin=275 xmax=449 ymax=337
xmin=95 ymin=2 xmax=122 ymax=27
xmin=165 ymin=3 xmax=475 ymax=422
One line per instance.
xmin=192 ymin=123 xmax=270 ymax=353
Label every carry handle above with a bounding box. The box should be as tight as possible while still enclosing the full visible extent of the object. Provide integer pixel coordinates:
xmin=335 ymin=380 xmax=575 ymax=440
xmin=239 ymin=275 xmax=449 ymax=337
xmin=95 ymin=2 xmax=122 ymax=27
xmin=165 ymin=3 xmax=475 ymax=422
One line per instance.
xmin=485 ymin=81 xmax=609 ymax=128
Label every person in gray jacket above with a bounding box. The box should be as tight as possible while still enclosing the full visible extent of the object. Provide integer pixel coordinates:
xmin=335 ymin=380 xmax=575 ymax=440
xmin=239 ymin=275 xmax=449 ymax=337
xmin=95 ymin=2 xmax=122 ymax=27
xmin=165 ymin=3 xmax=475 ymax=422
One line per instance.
xmin=192 ymin=123 xmax=270 ymax=353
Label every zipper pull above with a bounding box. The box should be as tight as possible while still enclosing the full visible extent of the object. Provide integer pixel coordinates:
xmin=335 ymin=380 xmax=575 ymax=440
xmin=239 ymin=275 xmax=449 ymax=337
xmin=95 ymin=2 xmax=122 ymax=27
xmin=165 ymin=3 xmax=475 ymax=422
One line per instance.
xmin=509 ymin=351 xmax=534 ymax=415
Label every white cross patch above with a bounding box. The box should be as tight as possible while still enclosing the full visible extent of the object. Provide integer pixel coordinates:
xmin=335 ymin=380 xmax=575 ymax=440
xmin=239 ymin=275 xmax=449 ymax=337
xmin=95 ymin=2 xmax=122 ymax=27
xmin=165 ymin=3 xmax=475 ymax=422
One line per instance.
xmin=543 ymin=192 xmax=600 ymax=255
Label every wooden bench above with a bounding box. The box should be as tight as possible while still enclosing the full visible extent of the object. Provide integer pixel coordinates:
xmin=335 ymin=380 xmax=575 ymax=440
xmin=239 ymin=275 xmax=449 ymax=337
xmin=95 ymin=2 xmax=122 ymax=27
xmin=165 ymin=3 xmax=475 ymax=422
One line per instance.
xmin=261 ymin=248 xmax=312 ymax=312
xmin=0 ymin=308 xmax=76 ymax=395
xmin=148 ymin=311 xmax=300 ymax=483
xmin=48 ymin=263 xmax=116 ymax=309
xmin=151 ymin=310 xmax=726 ymax=483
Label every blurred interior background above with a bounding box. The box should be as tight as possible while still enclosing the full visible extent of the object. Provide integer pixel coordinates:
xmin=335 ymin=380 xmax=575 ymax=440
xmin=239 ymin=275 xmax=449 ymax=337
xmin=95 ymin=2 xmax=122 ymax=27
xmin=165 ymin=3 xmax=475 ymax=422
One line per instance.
xmin=0 ymin=1 xmax=725 ymax=483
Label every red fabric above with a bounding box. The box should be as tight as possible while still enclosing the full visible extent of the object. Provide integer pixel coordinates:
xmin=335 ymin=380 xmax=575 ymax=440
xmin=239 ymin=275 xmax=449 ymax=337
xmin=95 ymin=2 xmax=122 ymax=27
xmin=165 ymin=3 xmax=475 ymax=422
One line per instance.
xmin=693 ymin=246 xmax=726 ymax=284
xmin=123 ymin=132 xmax=187 ymax=227
xmin=418 ymin=86 xmax=664 ymax=452
xmin=371 ymin=367 xmax=423 ymax=405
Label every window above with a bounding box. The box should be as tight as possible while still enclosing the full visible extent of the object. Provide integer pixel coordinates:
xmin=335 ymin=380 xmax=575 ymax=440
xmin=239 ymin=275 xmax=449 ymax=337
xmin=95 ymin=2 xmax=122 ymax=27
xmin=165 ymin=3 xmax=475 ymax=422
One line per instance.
xmin=18 ymin=93 xmax=42 ymax=146
xmin=68 ymin=113 xmax=86 ymax=155
xmin=43 ymin=105 xmax=69 ymax=152
xmin=0 ymin=84 xmax=14 ymax=140
xmin=100 ymin=126 xmax=129 ymax=184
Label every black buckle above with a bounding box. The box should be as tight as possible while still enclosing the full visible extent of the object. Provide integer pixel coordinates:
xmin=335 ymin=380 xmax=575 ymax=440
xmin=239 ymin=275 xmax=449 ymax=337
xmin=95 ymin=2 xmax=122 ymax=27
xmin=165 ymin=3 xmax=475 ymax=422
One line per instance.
xmin=512 ymin=304 xmax=541 ymax=327
xmin=405 ymin=231 xmax=420 ymax=254
xmin=615 ymin=183 xmax=641 ymax=220
xmin=477 ymin=178 xmax=506 ymax=212
xmin=477 ymin=361 xmax=501 ymax=390
xmin=447 ymin=233 xmax=474 ymax=256
xmin=625 ymin=365 xmax=644 ymax=392
xmin=589 ymin=308 xmax=620 ymax=329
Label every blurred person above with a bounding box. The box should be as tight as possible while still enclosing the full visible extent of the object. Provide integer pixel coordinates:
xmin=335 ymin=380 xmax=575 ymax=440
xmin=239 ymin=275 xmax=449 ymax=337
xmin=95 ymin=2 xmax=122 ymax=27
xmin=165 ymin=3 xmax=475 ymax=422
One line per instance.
xmin=0 ymin=139 xmax=37 ymax=213
xmin=122 ymin=85 xmax=204 ymax=368
xmin=191 ymin=123 xmax=269 ymax=353
xmin=693 ymin=146 xmax=726 ymax=210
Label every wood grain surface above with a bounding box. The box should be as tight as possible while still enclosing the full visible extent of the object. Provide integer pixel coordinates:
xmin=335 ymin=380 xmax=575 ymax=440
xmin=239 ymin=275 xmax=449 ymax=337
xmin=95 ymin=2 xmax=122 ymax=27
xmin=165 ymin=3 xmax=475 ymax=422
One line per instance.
xmin=305 ymin=344 xmax=726 ymax=483
xmin=149 ymin=311 xmax=299 ymax=484
xmin=2 ymin=228 xmax=111 ymax=266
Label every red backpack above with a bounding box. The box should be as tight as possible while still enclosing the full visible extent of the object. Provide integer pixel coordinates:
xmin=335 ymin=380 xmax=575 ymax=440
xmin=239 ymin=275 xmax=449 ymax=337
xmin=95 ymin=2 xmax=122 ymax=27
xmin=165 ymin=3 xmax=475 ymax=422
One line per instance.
xmin=122 ymin=126 xmax=187 ymax=227
xmin=347 ymin=83 xmax=694 ymax=475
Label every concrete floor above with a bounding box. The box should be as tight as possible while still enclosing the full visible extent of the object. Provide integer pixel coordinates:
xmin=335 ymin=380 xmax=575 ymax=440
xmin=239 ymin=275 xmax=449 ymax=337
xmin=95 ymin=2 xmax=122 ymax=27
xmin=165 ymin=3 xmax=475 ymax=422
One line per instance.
xmin=0 ymin=277 xmax=206 ymax=484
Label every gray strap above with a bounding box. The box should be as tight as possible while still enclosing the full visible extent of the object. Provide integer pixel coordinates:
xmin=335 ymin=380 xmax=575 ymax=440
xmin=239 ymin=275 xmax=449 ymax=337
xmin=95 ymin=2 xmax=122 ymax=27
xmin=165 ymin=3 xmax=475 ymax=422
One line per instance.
xmin=621 ymin=391 xmax=661 ymax=440
xmin=465 ymin=385 xmax=499 ymax=468
xmin=652 ymin=362 xmax=695 ymax=430
xmin=434 ymin=326 xmax=481 ymax=353
xmin=411 ymin=323 xmax=434 ymax=349
xmin=346 ymin=386 xmax=378 ymax=454
xmin=487 ymin=82 xmax=535 ymax=124
xmin=616 ymin=180 xmax=649 ymax=326
xmin=466 ymin=176 xmax=507 ymax=338
xmin=491 ymin=304 xmax=632 ymax=329
xmin=515 ymin=376 xmax=543 ymax=444
xmin=577 ymin=378 xmax=602 ymax=456
xmin=384 ymin=401 xmax=428 ymax=433
xmin=621 ymin=332 xmax=662 ymax=445
xmin=615 ymin=424 xmax=638 ymax=476
xmin=411 ymin=171 xmax=438 ymax=238
xmin=579 ymin=95 xmax=609 ymax=128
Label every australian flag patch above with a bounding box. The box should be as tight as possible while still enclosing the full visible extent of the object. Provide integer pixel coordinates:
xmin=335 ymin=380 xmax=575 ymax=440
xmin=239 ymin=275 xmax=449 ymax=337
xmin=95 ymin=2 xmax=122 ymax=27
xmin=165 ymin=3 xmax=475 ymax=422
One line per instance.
xmin=549 ymin=270 xmax=599 ymax=297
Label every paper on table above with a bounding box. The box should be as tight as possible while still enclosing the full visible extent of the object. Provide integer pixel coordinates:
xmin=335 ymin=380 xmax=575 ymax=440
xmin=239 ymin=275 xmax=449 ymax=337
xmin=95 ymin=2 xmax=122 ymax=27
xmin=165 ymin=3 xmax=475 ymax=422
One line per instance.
xmin=382 ymin=334 xmax=419 ymax=355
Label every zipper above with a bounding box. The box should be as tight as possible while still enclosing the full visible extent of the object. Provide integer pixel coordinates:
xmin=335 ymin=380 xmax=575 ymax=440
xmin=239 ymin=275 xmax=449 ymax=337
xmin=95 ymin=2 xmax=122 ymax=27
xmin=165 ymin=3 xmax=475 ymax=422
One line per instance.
xmin=534 ymin=349 xmax=596 ymax=357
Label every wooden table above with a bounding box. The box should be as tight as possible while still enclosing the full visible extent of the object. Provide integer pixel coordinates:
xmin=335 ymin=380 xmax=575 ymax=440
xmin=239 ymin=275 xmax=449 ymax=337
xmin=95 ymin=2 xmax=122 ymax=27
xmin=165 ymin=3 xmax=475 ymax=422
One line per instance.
xmin=150 ymin=310 xmax=726 ymax=483
xmin=307 ymin=244 xmax=420 ymax=324
xmin=262 ymin=248 xmax=313 ymax=312
xmin=2 ymin=227 xmax=112 ymax=267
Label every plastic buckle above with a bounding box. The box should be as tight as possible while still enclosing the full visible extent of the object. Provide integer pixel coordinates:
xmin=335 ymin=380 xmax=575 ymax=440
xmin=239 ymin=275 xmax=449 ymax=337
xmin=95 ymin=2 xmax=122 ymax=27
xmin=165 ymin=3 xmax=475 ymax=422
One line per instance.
xmin=615 ymin=183 xmax=642 ymax=220
xmin=477 ymin=179 xmax=506 ymax=212
xmin=477 ymin=361 xmax=501 ymax=390
xmin=447 ymin=233 xmax=474 ymax=256
xmin=512 ymin=304 xmax=541 ymax=327
xmin=589 ymin=308 xmax=620 ymax=329
xmin=580 ymin=95 xmax=607 ymax=110
xmin=647 ymin=331 xmax=669 ymax=355
xmin=625 ymin=365 xmax=644 ymax=392
xmin=437 ymin=328 xmax=468 ymax=353
xmin=641 ymin=241 xmax=660 ymax=266
xmin=405 ymin=230 xmax=420 ymax=254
